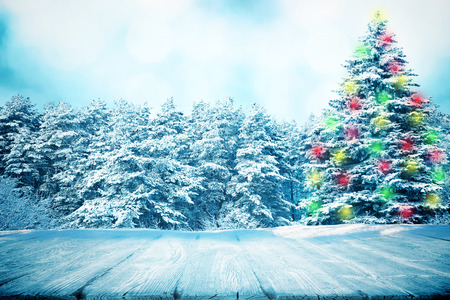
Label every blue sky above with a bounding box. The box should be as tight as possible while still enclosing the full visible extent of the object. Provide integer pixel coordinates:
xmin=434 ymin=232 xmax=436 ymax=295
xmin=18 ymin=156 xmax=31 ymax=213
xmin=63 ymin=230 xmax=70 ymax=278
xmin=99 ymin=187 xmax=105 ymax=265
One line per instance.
xmin=0 ymin=0 xmax=449 ymax=122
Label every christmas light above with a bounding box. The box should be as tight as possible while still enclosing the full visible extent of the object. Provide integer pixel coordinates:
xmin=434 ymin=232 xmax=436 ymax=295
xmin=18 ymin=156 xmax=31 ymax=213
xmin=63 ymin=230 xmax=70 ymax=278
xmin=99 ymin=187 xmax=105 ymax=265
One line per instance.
xmin=372 ymin=10 xmax=387 ymax=23
xmin=398 ymin=205 xmax=413 ymax=219
xmin=355 ymin=43 xmax=370 ymax=60
xmin=344 ymin=126 xmax=359 ymax=140
xmin=307 ymin=170 xmax=324 ymax=188
xmin=423 ymin=129 xmax=439 ymax=145
xmin=332 ymin=149 xmax=347 ymax=165
xmin=347 ymin=97 xmax=362 ymax=111
xmin=399 ymin=138 xmax=414 ymax=152
xmin=372 ymin=114 xmax=390 ymax=130
xmin=404 ymin=158 xmax=419 ymax=175
xmin=323 ymin=115 xmax=340 ymax=131
xmin=409 ymin=93 xmax=426 ymax=107
xmin=379 ymin=159 xmax=391 ymax=174
xmin=380 ymin=33 xmax=393 ymax=46
xmin=388 ymin=60 xmax=402 ymax=74
xmin=338 ymin=206 xmax=354 ymax=220
xmin=310 ymin=144 xmax=327 ymax=160
xmin=369 ymin=140 xmax=384 ymax=156
xmin=431 ymin=166 xmax=446 ymax=183
xmin=308 ymin=200 xmax=321 ymax=214
xmin=336 ymin=172 xmax=350 ymax=188
xmin=344 ymin=80 xmax=359 ymax=95
xmin=379 ymin=186 xmax=395 ymax=201
xmin=428 ymin=149 xmax=443 ymax=164
xmin=393 ymin=75 xmax=409 ymax=90
xmin=425 ymin=193 xmax=440 ymax=208
xmin=408 ymin=111 xmax=425 ymax=126
xmin=376 ymin=91 xmax=391 ymax=105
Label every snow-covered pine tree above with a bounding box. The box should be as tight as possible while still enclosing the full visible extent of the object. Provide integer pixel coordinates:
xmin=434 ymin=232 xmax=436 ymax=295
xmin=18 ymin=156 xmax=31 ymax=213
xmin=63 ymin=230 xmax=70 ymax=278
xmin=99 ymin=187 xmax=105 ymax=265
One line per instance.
xmin=303 ymin=12 xmax=447 ymax=224
xmin=226 ymin=104 xmax=291 ymax=228
xmin=186 ymin=99 xmax=244 ymax=229
xmin=0 ymin=96 xmax=40 ymax=179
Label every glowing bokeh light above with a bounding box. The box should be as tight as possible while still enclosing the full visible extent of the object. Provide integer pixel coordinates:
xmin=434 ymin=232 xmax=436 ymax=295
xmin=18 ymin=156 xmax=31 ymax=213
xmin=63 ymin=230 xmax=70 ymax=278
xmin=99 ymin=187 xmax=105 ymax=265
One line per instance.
xmin=379 ymin=186 xmax=395 ymax=201
xmin=310 ymin=144 xmax=327 ymax=160
xmin=388 ymin=60 xmax=402 ymax=74
xmin=379 ymin=159 xmax=391 ymax=174
xmin=344 ymin=126 xmax=359 ymax=140
xmin=308 ymin=200 xmax=321 ymax=214
xmin=376 ymin=91 xmax=391 ymax=105
xmin=323 ymin=114 xmax=340 ymax=131
xmin=408 ymin=111 xmax=425 ymax=126
xmin=393 ymin=75 xmax=409 ymax=90
xmin=423 ymin=129 xmax=439 ymax=145
xmin=372 ymin=10 xmax=387 ymax=23
xmin=409 ymin=93 xmax=426 ymax=107
xmin=338 ymin=206 xmax=354 ymax=220
xmin=372 ymin=114 xmax=390 ymax=130
xmin=344 ymin=80 xmax=359 ymax=95
xmin=404 ymin=158 xmax=420 ymax=175
xmin=355 ymin=43 xmax=370 ymax=60
xmin=369 ymin=140 xmax=384 ymax=156
xmin=425 ymin=193 xmax=440 ymax=208
xmin=336 ymin=172 xmax=350 ymax=187
xmin=308 ymin=170 xmax=324 ymax=188
xmin=380 ymin=33 xmax=393 ymax=46
xmin=428 ymin=149 xmax=443 ymax=164
xmin=348 ymin=97 xmax=362 ymax=111
xmin=332 ymin=149 xmax=347 ymax=165
xmin=431 ymin=165 xmax=446 ymax=183
xmin=399 ymin=138 xmax=414 ymax=152
xmin=398 ymin=205 xmax=414 ymax=219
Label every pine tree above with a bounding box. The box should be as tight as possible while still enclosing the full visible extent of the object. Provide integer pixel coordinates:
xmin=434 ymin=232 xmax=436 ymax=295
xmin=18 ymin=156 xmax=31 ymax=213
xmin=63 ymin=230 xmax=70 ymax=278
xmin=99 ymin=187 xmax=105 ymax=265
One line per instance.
xmin=303 ymin=12 xmax=448 ymax=224
xmin=226 ymin=104 xmax=291 ymax=228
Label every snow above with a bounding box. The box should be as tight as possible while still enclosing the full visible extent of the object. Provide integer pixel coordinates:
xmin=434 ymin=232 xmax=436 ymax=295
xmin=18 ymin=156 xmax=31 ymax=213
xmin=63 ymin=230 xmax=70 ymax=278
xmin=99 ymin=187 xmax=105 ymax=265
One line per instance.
xmin=0 ymin=224 xmax=449 ymax=299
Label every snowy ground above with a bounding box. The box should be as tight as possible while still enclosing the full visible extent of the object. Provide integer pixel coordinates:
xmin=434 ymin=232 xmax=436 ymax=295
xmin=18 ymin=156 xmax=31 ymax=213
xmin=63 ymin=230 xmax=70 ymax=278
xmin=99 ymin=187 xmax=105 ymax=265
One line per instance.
xmin=0 ymin=224 xmax=449 ymax=299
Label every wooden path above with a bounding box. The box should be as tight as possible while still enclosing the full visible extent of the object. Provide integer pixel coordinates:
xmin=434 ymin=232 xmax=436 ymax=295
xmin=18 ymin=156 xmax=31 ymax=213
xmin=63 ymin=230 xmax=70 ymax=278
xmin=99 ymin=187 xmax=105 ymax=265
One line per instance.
xmin=0 ymin=224 xmax=449 ymax=299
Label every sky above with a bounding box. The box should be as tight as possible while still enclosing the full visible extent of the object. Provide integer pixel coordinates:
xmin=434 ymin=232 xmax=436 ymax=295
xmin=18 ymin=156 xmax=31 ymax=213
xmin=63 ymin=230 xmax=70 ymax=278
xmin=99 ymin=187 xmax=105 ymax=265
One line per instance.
xmin=0 ymin=0 xmax=449 ymax=123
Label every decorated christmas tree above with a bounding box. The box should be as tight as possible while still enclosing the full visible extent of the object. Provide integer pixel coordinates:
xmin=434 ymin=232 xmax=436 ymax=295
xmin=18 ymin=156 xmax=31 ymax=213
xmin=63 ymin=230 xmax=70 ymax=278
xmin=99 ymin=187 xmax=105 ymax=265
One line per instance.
xmin=301 ymin=11 xmax=448 ymax=224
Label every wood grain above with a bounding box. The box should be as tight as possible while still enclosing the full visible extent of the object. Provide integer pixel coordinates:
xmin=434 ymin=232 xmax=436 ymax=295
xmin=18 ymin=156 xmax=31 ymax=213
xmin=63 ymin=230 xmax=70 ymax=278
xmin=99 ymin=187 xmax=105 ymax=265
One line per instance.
xmin=0 ymin=225 xmax=448 ymax=299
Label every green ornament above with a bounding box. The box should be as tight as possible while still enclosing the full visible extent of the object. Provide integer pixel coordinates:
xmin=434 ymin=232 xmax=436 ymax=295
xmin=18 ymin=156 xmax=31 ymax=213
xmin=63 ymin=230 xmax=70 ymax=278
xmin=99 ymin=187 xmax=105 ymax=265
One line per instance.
xmin=379 ymin=186 xmax=395 ymax=201
xmin=308 ymin=200 xmax=321 ymax=214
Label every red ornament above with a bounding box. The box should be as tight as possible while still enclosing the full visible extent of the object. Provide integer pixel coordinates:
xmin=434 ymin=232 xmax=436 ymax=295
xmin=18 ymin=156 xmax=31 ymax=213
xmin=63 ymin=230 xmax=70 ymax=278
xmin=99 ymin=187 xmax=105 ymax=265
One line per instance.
xmin=388 ymin=60 xmax=402 ymax=74
xmin=347 ymin=97 xmax=362 ymax=111
xmin=336 ymin=173 xmax=350 ymax=187
xmin=399 ymin=205 xmax=413 ymax=219
xmin=310 ymin=144 xmax=326 ymax=160
xmin=409 ymin=93 xmax=426 ymax=107
xmin=400 ymin=138 xmax=414 ymax=152
xmin=380 ymin=34 xmax=392 ymax=46
xmin=344 ymin=126 xmax=359 ymax=140
xmin=428 ymin=149 xmax=443 ymax=164
xmin=379 ymin=160 xmax=391 ymax=174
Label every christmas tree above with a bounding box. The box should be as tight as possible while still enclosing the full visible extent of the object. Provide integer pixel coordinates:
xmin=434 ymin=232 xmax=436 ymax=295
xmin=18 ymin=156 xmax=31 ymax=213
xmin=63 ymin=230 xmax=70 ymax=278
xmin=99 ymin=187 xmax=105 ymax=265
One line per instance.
xmin=301 ymin=11 xmax=448 ymax=224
